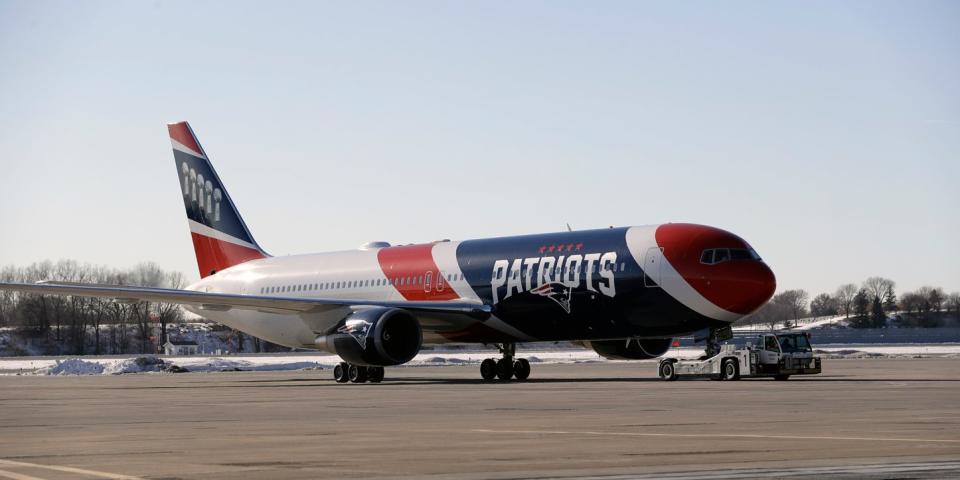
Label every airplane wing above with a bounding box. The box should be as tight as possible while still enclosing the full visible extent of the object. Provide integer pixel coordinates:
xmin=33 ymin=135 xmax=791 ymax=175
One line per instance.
xmin=0 ymin=281 xmax=491 ymax=316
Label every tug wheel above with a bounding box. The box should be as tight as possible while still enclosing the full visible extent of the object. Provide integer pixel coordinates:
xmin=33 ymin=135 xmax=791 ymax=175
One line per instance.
xmin=722 ymin=359 xmax=740 ymax=381
xmin=659 ymin=361 xmax=677 ymax=381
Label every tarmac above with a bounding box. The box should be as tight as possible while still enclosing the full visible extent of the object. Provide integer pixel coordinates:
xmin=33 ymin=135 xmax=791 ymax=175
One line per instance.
xmin=0 ymin=357 xmax=958 ymax=479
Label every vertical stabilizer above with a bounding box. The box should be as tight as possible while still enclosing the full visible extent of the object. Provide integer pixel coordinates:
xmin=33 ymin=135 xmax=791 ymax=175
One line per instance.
xmin=169 ymin=121 xmax=268 ymax=277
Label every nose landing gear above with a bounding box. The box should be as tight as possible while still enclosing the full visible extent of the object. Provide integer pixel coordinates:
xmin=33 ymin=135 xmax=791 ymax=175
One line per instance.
xmin=480 ymin=343 xmax=531 ymax=381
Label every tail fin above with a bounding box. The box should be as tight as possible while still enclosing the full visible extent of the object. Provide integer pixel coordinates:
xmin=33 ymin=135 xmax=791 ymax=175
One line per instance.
xmin=168 ymin=121 xmax=268 ymax=278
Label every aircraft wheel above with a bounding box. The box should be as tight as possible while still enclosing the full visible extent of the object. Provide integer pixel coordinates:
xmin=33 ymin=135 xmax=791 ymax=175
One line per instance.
xmin=496 ymin=358 xmax=514 ymax=380
xmin=368 ymin=366 xmax=385 ymax=383
xmin=722 ymin=359 xmax=740 ymax=381
xmin=513 ymin=358 xmax=531 ymax=381
xmin=334 ymin=362 xmax=350 ymax=383
xmin=659 ymin=360 xmax=677 ymax=381
xmin=480 ymin=358 xmax=497 ymax=380
xmin=348 ymin=364 xmax=368 ymax=383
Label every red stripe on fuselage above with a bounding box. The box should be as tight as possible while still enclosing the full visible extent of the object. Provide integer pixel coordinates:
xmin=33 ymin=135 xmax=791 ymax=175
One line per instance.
xmin=191 ymin=232 xmax=266 ymax=278
xmin=377 ymin=243 xmax=459 ymax=301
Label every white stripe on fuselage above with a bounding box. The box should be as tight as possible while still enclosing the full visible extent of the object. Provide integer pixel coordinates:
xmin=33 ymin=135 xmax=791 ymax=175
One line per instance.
xmin=625 ymin=226 xmax=740 ymax=323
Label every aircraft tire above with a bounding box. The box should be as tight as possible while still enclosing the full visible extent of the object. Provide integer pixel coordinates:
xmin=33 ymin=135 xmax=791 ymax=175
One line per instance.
xmin=368 ymin=367 xmax=385 ymax=383
xmin=334 ymin=362 xmax=350 ymax=383
xmin=348 ymin=364 xmax=368 ymax=383
xmin=496 ymin=358 xmax=514 ymax=380
xmin=513 ymin=358 xmax=531 ymax=381
xmin=480 ymin=358 xmax=497 ymax=380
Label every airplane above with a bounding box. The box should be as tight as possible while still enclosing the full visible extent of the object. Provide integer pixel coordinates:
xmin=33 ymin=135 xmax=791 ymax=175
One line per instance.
xmin=0 ymin=122 xmax=776 ymax=383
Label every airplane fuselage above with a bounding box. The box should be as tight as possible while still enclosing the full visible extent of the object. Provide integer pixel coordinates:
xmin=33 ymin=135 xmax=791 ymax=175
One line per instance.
xmin=187 ymin=224 xmax=775 ymax=349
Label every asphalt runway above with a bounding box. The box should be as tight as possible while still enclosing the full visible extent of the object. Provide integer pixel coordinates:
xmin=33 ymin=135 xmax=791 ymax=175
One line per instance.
xmin=1 ymin=358 xmax=959 ymax=479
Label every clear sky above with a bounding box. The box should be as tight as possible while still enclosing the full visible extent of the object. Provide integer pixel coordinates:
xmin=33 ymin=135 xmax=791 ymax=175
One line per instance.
xmin=1 ymin=1 xmax=957 ymax=297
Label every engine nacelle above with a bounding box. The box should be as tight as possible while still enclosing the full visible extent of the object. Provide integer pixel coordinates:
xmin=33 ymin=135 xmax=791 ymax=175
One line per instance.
xmin=586 ymin=338 xmax=672 ymax=360
xmin=315 ymin=308 xmax=422 ymax=366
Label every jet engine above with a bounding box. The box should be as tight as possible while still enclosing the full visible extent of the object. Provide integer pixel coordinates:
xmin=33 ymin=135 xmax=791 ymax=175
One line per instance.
xmin=586 ymin=338 xmax=672 ymax=360
xmin=315 ymin=308 xmax=422 ymax=366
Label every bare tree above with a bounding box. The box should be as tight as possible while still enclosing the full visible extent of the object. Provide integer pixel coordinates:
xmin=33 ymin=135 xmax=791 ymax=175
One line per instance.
xmin=834 ymin=283 xmax=857 ymax=318
xmin=810 ymin=293 xmax=838 ymax=317
xmin=772 ymin=290 xmax=809 ymax=328
xmin=863 ymin=277 xmax=895 ymax=304
xmin=155 ymin=271 xmax=185 ymax=347
xmin=948 ymin=292 xmax=960 ymax=316
xmin=928 ymin=287 xmax=945 ymax=313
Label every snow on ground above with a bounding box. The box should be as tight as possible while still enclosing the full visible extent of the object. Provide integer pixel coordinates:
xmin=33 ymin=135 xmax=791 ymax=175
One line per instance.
xmin=2 ymin=344 xmax=959 ymax=376
xmin=0 ymin=349 xmax=607 ymax=375
xmin=734 ymin=315 xmax=849 ymax=332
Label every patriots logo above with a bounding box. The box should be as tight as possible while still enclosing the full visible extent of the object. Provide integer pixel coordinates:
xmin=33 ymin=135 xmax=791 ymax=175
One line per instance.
xmin=337 ymin=320 xmax=373 ymax=348
xmin=530 ymin=282 xmax=573 ymax=314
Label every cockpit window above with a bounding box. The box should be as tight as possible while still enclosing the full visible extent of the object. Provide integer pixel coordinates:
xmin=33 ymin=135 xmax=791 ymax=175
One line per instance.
xmin=700 ymin=247 xmax=762 ymax=264
xmin=700 ymin=249 xmax=714 ymax=264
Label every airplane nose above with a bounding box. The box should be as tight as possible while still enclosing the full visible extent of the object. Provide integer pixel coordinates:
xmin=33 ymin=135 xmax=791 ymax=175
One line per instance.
xmin=654 ymin=223 xmax=777 ymax=317
xmin=726 ymin=261 xmax=776 ymax=314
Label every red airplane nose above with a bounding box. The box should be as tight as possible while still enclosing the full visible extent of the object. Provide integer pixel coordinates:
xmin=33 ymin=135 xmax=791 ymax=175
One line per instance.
xmin=655 ymin=224 xmax=777 ymax=316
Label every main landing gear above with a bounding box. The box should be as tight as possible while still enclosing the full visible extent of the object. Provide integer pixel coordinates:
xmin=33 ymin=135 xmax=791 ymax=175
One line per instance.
xmin=333 ymin=362 xmax=385 ymax=384
xmin=479 ymin=343 xmax=531 ymax=381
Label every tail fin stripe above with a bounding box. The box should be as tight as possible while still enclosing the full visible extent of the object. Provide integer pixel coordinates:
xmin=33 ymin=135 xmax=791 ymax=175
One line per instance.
xmin=171 ymin=138 xmax=205 ymax=159
xmin=188 ymin=219 xmax=259 ymax=251
xmin=168 ymin=122 xmax=206 ymax=158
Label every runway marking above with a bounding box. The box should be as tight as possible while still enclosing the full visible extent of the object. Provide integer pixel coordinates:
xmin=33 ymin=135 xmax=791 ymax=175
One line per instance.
xmin=573 ymin=461 xmax=960 ymax=479
xmin=0 ymin=468 xmax=48 ymax=480
xmin=0 ymin=460 xmax=141 ymax=480
xmin=471 ymin=428 xmax=960 ymax=444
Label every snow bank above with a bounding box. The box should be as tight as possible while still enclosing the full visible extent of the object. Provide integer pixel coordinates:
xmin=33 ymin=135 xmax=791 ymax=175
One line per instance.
xmin=39 ymin=358 xmax=105 ymax=375
xmin=103 ymin=356 xmax=169 ymax=375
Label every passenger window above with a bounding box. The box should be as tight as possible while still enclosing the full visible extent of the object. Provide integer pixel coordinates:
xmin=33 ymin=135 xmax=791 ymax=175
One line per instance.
xmin=700 ymin=249 xmax=714 ymax=264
